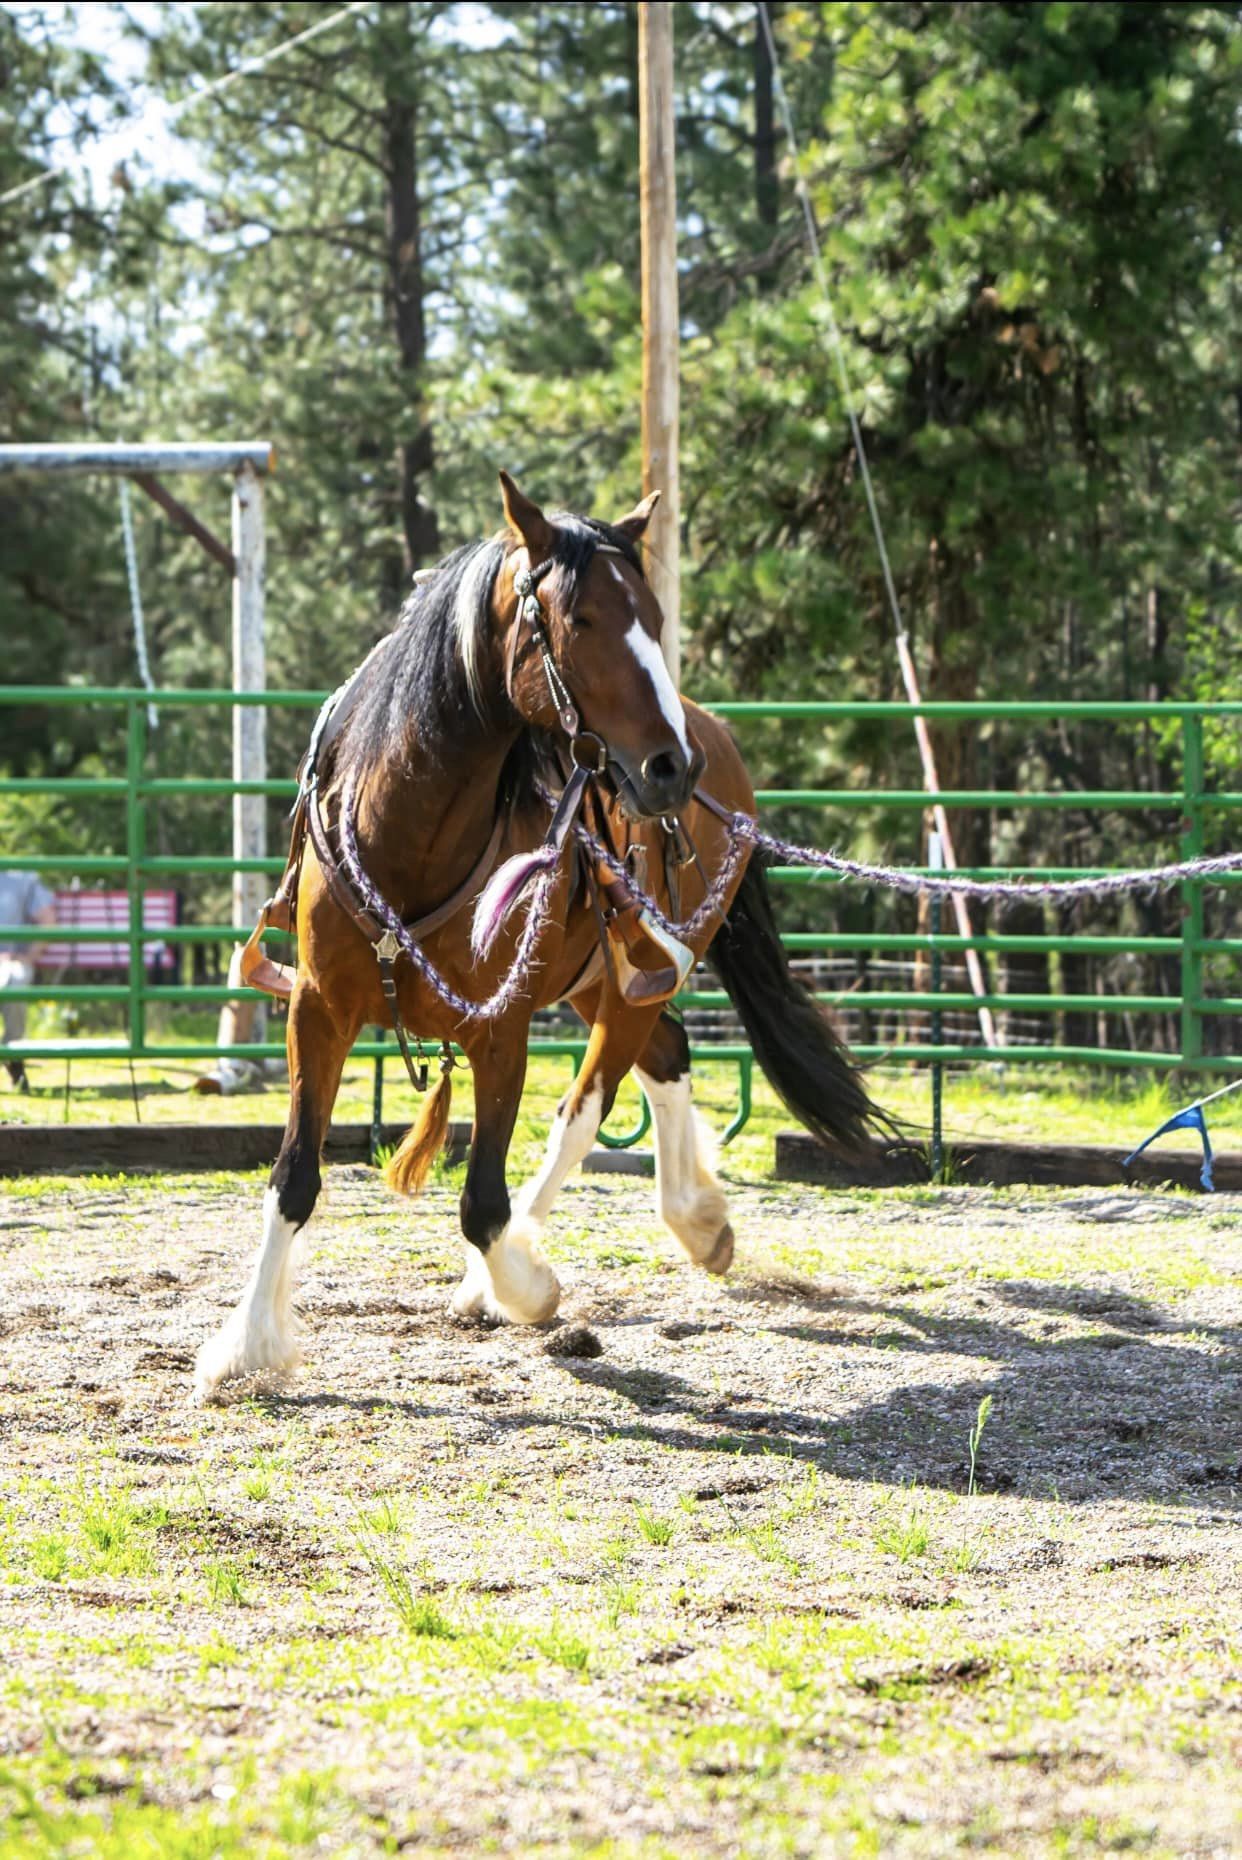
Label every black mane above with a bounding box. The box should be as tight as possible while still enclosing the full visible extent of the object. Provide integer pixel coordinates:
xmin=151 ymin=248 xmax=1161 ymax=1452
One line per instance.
xmin=327 ymin=512 xmax=644 ymax=787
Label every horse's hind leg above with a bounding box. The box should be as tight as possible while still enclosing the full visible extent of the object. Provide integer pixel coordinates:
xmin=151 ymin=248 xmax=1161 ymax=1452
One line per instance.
xmin=635 ymin=1010 xmax=733 ymax=1275
xmin=194 ymin=982 xmax=353 ymax=1400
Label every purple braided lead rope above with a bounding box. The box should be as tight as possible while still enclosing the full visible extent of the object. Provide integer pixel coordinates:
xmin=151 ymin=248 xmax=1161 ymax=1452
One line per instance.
xmin=337 ymin=772 xmax=1242 ymax=1025
xmin=567 ymin=815 xmax=751 ymax=941
xmin=337 ymin=773 xmax=558 ymax=1023
xmin=734 ymin=818 xmax=1242 ymax=902
xmin=565 ymin=806 xmax=1242 ymax=936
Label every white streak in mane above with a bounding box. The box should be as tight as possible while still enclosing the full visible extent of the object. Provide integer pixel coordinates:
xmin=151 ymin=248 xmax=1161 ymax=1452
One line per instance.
xmin=453 ymin=543 xmax=502 ymax=713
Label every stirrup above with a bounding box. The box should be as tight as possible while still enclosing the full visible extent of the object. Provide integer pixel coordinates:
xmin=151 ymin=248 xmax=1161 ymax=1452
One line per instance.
xmin=239 ymin=896 xmax=298 ymax=1001
xmin=607 ymin=904 xmax=695 ymax=1008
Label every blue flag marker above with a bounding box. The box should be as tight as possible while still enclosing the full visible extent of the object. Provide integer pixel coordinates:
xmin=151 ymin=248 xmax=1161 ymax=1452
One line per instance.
xmin=1124 ymin=1102 xmax=1215 ymax=1192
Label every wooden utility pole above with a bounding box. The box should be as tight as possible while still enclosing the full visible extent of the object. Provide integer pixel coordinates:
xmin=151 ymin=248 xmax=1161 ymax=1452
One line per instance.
xmin=638 ymin=1 xmax=680 ymax=681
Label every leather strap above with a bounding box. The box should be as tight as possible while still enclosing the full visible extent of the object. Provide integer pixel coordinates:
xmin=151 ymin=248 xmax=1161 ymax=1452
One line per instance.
xmin=304 ymin=781 xmax=506 ymax=946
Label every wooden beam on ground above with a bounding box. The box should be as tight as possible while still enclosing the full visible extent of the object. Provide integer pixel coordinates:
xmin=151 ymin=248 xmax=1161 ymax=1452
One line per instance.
xmin=774 ymin=1130 xmax=1242 ymax=1193
xmin=638 ymin=0 xmax=681 ymax=681
xmin=0 ymin=1123 xmax=472 ymax=1177
xmin=131 ymin=472 xmax=236 ymax=575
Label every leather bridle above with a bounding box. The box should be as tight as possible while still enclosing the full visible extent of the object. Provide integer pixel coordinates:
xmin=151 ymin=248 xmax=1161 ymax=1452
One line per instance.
xmin=505 ymin=547 xmax=627 ymax=777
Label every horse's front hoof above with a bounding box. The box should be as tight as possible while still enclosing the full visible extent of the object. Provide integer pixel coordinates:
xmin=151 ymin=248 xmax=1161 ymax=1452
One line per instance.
xmin=192 ymin=1307 xmax=301 ymax=1404
xmin=488 ymin=1218 xmax=562 ymax=1324
xmin=521 ymin=1269 xmax=562 ymax=1325
xmin=700 ymin=1222 xmax=735 ymax=1276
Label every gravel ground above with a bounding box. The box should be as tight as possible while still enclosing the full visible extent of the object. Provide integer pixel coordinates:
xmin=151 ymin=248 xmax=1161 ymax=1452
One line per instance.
xmin=0 ymin=1164 xmax=1239 ymax=1857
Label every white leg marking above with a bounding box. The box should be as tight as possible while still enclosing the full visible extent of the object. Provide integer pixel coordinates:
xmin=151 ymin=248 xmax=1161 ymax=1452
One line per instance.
xmin=514 ymin=1080 xmax=604 ymax=1223
xmin=624 ymin=618 xmax=690 ymax=759
xmin=194 ymin=1186 xmax=303 ymax=1402
xmin=483 ymin=1213 xmax=561 ymax=1324
xmin=636 ymin=1068 xmax=733 ymax=1272
xmin=450 ymin=1239 xmax=505 ymax=1323
xmin=450 ymin=1083 xmax=598 ymax=1321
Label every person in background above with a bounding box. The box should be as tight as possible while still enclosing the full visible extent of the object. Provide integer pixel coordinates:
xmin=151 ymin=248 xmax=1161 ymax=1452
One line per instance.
xmin=0 ymin=870 xmax=56 ymax=1092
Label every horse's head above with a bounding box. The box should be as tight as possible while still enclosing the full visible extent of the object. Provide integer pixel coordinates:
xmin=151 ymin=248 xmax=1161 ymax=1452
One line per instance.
xmin=496 ymin=471 xmax=704 ymax=819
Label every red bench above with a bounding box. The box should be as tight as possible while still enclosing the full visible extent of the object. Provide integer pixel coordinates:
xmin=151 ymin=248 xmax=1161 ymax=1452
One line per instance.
xmin=41 ymin=889 xmax=180 ymax=978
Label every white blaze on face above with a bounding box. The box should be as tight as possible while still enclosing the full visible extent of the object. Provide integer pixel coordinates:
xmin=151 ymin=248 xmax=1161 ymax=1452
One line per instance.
xmin=609 ymin=562 xmax=688 ymax=759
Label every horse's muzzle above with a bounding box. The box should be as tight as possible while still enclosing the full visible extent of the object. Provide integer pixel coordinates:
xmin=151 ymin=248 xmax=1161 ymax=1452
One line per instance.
xmin=613 ymin=736 xmax=701 ymax=820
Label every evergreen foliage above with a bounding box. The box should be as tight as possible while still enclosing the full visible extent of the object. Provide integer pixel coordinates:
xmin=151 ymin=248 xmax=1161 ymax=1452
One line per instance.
xmin=1 ymin=1 xmax=1239 ymax=1023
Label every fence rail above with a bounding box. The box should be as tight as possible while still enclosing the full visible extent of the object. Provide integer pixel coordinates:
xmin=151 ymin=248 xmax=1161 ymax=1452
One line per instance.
xmin=3 ymin=688 xmax=1241 ymax=1141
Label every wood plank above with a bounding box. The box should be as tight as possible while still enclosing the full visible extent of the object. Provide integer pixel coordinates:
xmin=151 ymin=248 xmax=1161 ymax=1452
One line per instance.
xmin=131 ymin=472 xmax=236 ymax=574
xmin=774 ymin=1130 xmax=1241 ymax=1192
xmin=0 ymin=1122 xmax=471 ymax=1177
xmin=638 ymin=0 xmax=680 ymax=678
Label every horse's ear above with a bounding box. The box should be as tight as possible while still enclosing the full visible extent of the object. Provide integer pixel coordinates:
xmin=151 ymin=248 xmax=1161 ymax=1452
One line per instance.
xmin=611 ymin=489 xmax=661 ymax=543
xmin=499 ymin=470 xmax=553 ymax=558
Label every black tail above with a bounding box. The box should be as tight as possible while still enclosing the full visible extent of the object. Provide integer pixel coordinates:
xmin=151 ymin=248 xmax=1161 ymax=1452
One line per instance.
xmin=707 ymin=858 xmax=881 ymax=1153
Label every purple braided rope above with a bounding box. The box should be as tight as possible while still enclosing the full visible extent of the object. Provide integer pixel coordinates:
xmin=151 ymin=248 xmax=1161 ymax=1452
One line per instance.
xmin=337 ymin=772 xmax=1242 ymax=1024
xmin=734 ymin=818 xmax=1242 ymax=902
xmin=567 ymin=815 xmax=751 ymax=941
xmin=337 ymin=774 xmax=557 ymax=1023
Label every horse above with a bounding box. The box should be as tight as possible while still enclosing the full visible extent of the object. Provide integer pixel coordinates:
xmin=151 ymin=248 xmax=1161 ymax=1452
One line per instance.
xmin=194 ymin=473 xmax=880 ymax=1401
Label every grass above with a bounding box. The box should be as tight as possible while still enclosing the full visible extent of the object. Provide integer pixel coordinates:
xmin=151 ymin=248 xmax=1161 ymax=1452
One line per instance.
xmin=968 ymin=1394 xmax=995 ymax=1498
xmin=353 ymin=1530 xmax=456 ymax=1640
xmin=634 ymin=1503 xmax=675 ymax=1546
xmin=874 ymin=1502 xmax=933 ymax=1564
xmin=205 ymin=1558 xmax=249 ymax=1607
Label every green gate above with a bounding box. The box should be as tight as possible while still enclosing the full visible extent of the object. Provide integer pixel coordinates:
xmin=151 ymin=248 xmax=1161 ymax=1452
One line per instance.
xmin=3 ymin=688 xmax=1240 ymax=1143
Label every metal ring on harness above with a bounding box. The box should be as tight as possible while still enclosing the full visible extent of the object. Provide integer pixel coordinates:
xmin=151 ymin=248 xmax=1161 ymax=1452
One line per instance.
xmin=570 ymin=731 xmax=609 ymax=774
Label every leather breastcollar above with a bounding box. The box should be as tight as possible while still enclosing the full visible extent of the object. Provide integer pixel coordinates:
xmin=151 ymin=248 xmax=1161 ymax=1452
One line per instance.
xmin=306 ymin=778 xmax=506 ymax=950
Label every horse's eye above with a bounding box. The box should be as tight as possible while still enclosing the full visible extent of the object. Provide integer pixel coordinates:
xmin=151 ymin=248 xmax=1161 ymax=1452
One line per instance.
xmin=571 ymin=613 xmax=592 ymax=630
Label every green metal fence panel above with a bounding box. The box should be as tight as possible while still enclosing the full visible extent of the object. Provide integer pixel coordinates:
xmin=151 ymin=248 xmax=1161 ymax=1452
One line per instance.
xmin=3 ymin=687 xmax=1241 ymax=1142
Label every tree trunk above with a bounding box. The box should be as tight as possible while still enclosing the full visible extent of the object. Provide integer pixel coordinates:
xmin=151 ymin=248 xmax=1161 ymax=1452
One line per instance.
xmin=382 ymin=6 xmax=438 ymax=580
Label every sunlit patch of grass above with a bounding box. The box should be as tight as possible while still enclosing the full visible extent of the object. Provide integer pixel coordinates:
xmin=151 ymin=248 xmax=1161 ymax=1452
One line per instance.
xmin=205 ymin=1558 xmax=249 ymax=1607
xmin=532 ymin=1620 xmax=592 ymax=1673
xmin=30 ymin=1535 xmax=71 ymax=1583
xmin=359 ymin=1493 xmax=402 ymax=1534
xmin=634 ymin=1503 xmax=674 ymax=1546
xmin=874 ymin=1495 xmax=933 ymax=1564
xmin=354 ymin=1529 xmax=455 ymax=1639
xmin=198 ymin=1635 xmax=239 ymax=1676
xmin=601 ymin=1577 xmax=641 ymax=1629
xmin=75 ymin=1482 xmax=155 ymax=1579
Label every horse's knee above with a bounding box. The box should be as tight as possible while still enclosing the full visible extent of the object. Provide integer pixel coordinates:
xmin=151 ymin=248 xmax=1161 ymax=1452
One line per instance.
xmin=270 ymin=1135 xmax=320 ymax=1231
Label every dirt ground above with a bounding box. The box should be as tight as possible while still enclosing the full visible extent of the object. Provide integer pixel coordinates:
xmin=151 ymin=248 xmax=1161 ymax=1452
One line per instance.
xmin=1 ymin=1163 xmax=1239 ymax=1858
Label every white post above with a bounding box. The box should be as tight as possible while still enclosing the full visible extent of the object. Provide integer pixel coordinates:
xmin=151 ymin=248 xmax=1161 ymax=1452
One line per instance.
xmin=196 ymin=462 xmax=271 ymax=1093
xmin=639 ymin=0 xmax=680 ymax=682
xmin=231 ymin=463 xmax=267 ymax=933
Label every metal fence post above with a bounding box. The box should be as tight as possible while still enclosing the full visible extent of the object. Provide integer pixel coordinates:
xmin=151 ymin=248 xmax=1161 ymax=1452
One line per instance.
xmin=370 ymin=1027 xmax=386 ymax=1165
xmin=929 ymin=829 xmax=944 ymax=1181
xmin=126 ymin=700 xmax=147 ymax=1056
xmin=231 ymin=464 xmax=267 ymax=932
xmin=1181 ymin=713 xmax=1205 ymax=1065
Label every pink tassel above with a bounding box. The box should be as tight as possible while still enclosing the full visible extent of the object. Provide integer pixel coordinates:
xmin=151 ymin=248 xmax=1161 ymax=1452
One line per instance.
xmin=471 ymin=844 xmax=559 ymax=959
